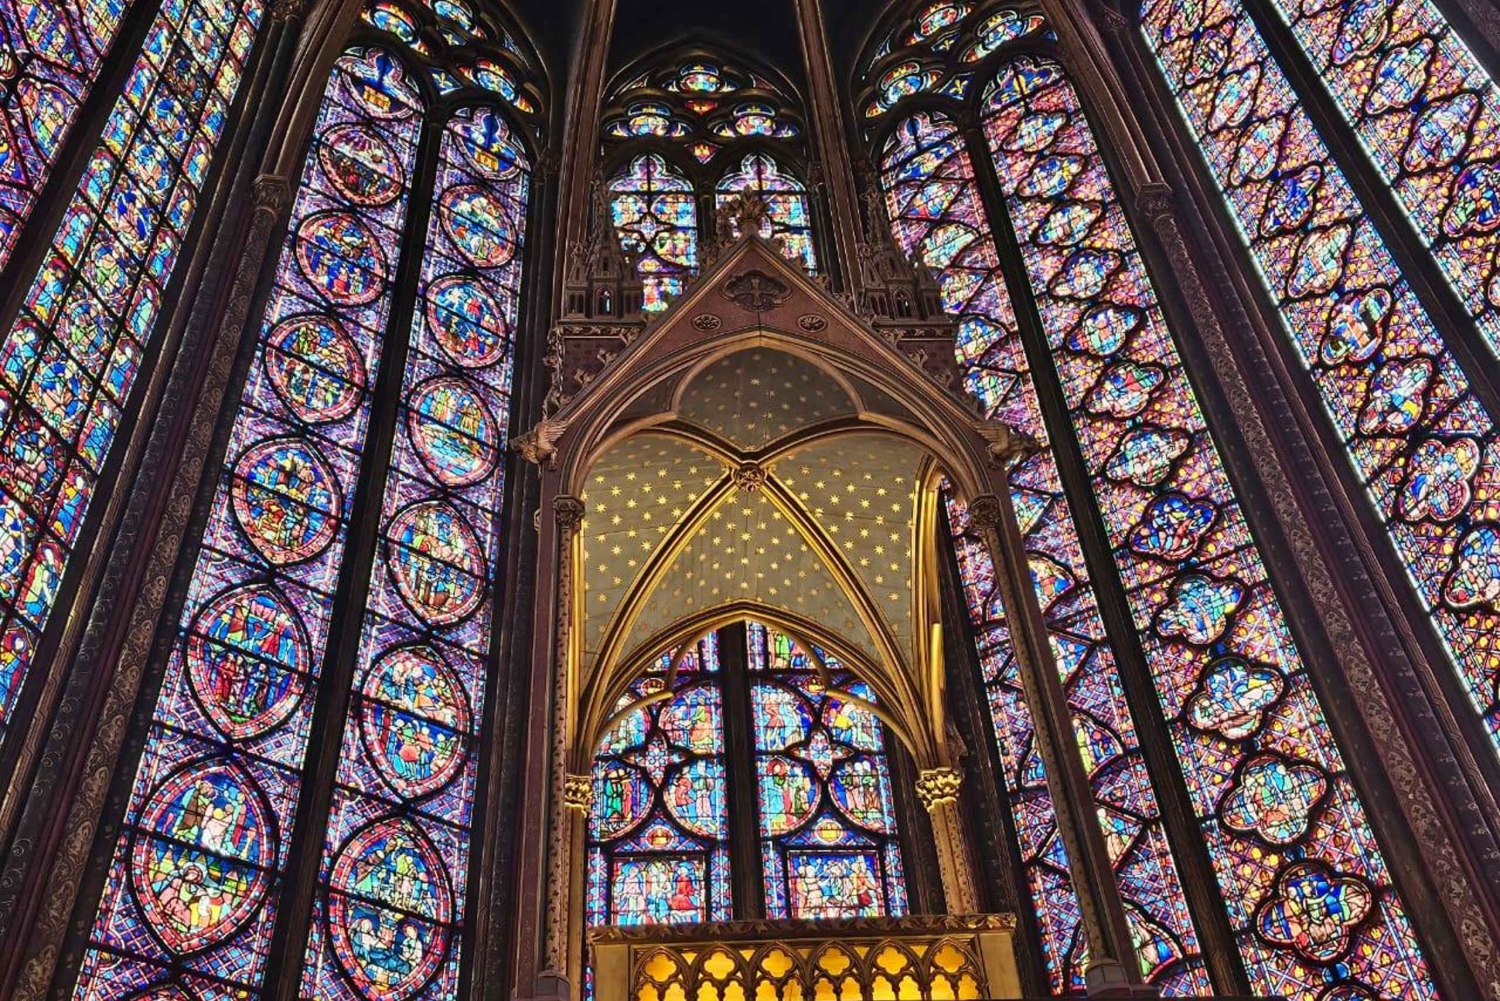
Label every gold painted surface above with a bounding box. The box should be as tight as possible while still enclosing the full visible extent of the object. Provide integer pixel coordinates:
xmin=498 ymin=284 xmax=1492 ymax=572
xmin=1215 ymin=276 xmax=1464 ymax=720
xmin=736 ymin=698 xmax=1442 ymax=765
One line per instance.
xmin=581 ymin=434 xmax=729 ymax=659
xmin=677 ymin=348 xmax=857 ymax=449
xmin=770 ymin=438 xmax=923 ymax=659
xmin=628 ymin=489 xmax=883 ymax=665
xmin=590 ymin=916 xmax=1020 ymax=1001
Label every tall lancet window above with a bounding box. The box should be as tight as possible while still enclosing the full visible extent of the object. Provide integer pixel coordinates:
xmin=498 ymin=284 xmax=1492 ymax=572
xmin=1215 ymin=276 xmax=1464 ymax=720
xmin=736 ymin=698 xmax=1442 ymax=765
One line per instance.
xmin=599 ymin=49 xmax=818 ymax=310
xmin=864 ymin=2 xmax=1441 ymax=998
xmin=585 ymin=624 xmax=910 ymax=928
xmin=747 ymin=624 xmax=907 ymax=921
xmin=0 ymin=0 xmax=140 ymax=267
xmin=68 ymin=0 xmax=544 ymax=994
xmin=1140 ymin=0 xmax=1500 ymax=775
xmin=0 ymin=0 xmax=265 ymax=748
xmin=587 ymin=636 xmax=732 ymax=926
xmin=608 ymin=153 xmax=699 ymax=312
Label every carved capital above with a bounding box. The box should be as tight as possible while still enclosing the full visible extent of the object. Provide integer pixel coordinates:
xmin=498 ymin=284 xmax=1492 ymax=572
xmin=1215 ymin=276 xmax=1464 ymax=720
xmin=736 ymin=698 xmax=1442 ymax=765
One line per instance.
xmin=514 ymin=419 xmax=566 ymax=466
xmin=1135 ymin=181 xmax=1175 ymax=221
xmin=536 ymin=147 xmax=562 ymax=179
xmin=965 ymin=494 xmax=1005 ymax=532
xmin=563 ymin=772 xmax=594 ymax=812
xmin=1096 ymin=3 xmax=1131 ymax=34
xmin=251 ymin=174 xmax=291 ymax=213
xmin=270 ymin=0 xmax=306 ymax=19
xmin=732 ymin=461 xmax=766 ymax=492
xmin=915 ymin=767 xmax=964 ymax=811
xmin=554 ymin=496 xmax=585 ymax=533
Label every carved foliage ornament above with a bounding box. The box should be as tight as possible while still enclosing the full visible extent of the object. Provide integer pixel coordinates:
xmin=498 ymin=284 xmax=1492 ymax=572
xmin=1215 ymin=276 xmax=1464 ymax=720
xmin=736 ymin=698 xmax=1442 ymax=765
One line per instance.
xmin=914 ymin=767 xmax=963 ymax=811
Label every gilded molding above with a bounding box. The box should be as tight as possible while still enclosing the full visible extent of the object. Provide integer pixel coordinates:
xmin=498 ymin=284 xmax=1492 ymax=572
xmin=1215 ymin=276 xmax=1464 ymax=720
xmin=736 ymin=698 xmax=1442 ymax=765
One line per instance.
xmin=563 ymin=773 xmax=594 ymax=812
xmin=914 ymin=766 xmax=963 ymax=811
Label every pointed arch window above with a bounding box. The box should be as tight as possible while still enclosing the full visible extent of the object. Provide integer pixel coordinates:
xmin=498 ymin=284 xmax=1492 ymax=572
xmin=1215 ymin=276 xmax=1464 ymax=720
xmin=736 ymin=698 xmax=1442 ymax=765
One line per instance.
xmin=863 ymin=2 xmax=1442 ymax=997
xmin=715 ymin=152 xmax=818 ymax=273
xmin=69 ymin=0 xmax=544 ymax=988
xmin=747 ymin=624 xmax=907 ymax=920
xmin=608 ymin=153 xmax=699 ymax=312
xmin=585 ymin=623 xmax=910 ymax=929
xmin=0 ymin=0 xmax=265 ymax=748
xmin=1140 ymin=0 xmax=1500 ymax=766
xmin=586 ymin=636 xmax=732 ymax=927
xmin=599 ymin=50 xmax=819 ymax=308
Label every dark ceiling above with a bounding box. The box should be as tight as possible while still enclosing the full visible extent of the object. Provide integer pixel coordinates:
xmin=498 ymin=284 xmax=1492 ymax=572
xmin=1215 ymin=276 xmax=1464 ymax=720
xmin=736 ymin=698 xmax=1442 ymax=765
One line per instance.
xmin=606 ymin=0 xmax=809 ymax=92
xmin=497 ymin=0 xmax=887 ymax=105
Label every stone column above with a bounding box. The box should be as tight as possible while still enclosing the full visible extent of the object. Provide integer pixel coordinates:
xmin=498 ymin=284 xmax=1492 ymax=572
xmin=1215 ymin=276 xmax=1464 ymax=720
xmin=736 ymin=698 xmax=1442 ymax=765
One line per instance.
xmin=914 ymin=766 xmax=979 ymax=915
xmin=967 ymin=492 xmax=1151 ymax=997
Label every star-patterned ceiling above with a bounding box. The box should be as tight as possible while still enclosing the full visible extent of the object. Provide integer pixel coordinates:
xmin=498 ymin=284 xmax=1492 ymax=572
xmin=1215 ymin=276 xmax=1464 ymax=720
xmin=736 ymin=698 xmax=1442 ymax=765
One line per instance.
xmin=770 ymin=437 xmax=924 ymax=656
xmin=676 ymin=348 xmax=856 ymax=450
xmin=627 ymin=488 xmax=882 ymax=664
xmin=580 ymin=348 xmax=936 ymax=685
xmin=580 ymin=433 xmax=728 ymax=660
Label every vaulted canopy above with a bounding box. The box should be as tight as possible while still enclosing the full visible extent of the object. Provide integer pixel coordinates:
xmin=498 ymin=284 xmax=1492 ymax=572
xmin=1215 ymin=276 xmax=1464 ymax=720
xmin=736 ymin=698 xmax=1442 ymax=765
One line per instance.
xmin=528 ymin=234 xmax=1020 ymax=770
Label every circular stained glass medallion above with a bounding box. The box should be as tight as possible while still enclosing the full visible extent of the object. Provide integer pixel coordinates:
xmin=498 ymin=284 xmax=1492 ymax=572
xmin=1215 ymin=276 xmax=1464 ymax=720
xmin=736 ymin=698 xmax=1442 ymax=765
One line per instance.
xmin=295 ymin=210 xmax=388 ymax=305
xmin=425 ymin=275 xmax=509 ymax=367
xmin=407 ymin=376 xmax=499 ymax=487
xmin=264 ymin=315 xmax=366 ymax=423
xmin=230 ymin=438 xmax=341 ymax=564
xmin=385 ymin=500 xmax=486 ymax=625
xmin=187 ymin=584 xmax=310 ymax=740
xmin=328 ymin=818 xmax=452 ymax=1001
xmin=130 ymin=759 xmax=274 ymax=952
xmin=439 ymin=184 xmax=518 ymax=268
xmin=359 ymin=645 xmax=472 ymax=798
xmin=665 ymin=759 xmax=724 ymax=838
xmin=318 ymin=123 xmax=406 ymax=206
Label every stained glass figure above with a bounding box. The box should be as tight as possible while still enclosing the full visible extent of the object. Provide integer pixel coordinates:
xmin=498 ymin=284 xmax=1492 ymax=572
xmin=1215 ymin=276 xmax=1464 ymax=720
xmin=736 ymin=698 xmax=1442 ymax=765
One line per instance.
xmin=715 ymin=153 xmax=818 ymax=272
xmin=608 ymin=154 xmax=699 ymax=312
xmin=979 ymin=51 xmax=1437 ymax=1000
xmin=298 ymin=105 xmax=528 ymax=1001
xmin=879 ymin=110 xmax=1206 ymax=994
xmin=1141 ymin=0 xmax=1500 ymax=767
xmin=0 ymin=0 xmax=264 ymax=748
xmin=747 ymin=624 xmax=908 ymax=921
xmin=586 ymin=637 xmax=732 ymax=926
xmin=71 ymin=48 xmax=422 ymax=998
xmin=0 ymin=0 xmax=133 ymax=269
xmin=1267 ymin=0 xmax=1500 ymax=362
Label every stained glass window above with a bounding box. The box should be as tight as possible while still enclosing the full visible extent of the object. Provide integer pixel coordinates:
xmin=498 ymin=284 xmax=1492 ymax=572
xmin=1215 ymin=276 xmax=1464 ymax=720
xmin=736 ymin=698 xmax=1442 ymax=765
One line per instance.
xmin=1267 ymin=0 xmax=1500 ymax=361
xmin=879 ymin=109 xmax=1206 ymax=995
xmin=297 ymin=105 xmax=529 ymax=1001
xmin=601 ymin=50 xmax=817 ymax=293
xmin=715 ymin=153 xmax=817 ymax=273
xmin=586 ymin=636 xmax=732 ymax=927
xmin=608 ymin=153 xmax=699 ymax=312
xmin=747 ymin=624 xmax=909 ymax=921
xmin=0 ymin=0 xmax=132 ymax=269
xmin=0 ymin=0 xmax=263 ymax=747
xmin=72 ymin=47 xmax=422 ymax=997
xmin=978 ymin=51 xmax=1437 ymax=1000
xmin=1141 ymin=0 xmax=1500 ymax=764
